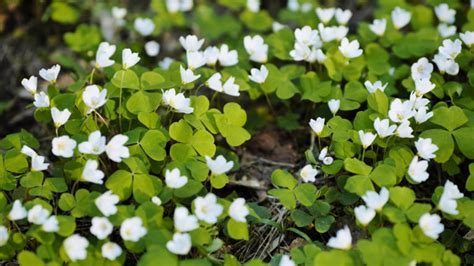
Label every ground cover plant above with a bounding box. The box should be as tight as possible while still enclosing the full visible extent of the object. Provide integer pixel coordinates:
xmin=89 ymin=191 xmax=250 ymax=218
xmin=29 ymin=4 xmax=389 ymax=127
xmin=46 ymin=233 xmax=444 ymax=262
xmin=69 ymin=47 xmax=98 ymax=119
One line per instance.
xmin=1 ymin=0 xmax=474 ymax=265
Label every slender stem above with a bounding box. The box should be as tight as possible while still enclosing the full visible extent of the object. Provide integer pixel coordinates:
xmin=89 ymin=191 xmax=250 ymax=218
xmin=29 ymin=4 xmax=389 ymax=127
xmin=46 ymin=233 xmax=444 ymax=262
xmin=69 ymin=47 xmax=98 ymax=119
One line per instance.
xmin=361 ymin=148 xmax=366 ymax=161
xmin=309 ymin=132 xmax=315 ymax=151
xmin=119 ymin=70 xmax=125 ymax=131
xmin=94 ymin=110 xmax=110 ymax=129
xmin=89 ymin=68 xmax=96 ymax=84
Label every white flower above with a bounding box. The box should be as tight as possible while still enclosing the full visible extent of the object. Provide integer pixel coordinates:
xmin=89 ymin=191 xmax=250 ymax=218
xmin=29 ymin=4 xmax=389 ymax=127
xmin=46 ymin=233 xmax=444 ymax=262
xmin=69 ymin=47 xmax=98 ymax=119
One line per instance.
xmin=63 ymin=234 xmax=89 ymax=262
xmin=218 ymin=45 xmax=238 ymax=67
xmin=287 ymin=0 xmax=299 ymax=11
xmin=335 ymin=8 xmax=352 ymax=25
xmin=223 ymin=76 xmax=240 ymax=97
xmin=95 ymin=191 xmax=120 ymax=217
xmin=373 ymin=118 xmax=396 ymax=138
xmin=311 ymin=48 xmax=327 ymax=63
xmin=327 ymin=226 xmax=352 ymax=250
xmin=28 ymin=205 xmax=49 ymax=225
xmin=162 ymin=88 xmax=194 ymax=114
xmin=248 ymin=65 xmax=268 ymax=84
xmin=79 ymin=131 xmax=106 ymax=155
xmin=290 ymin=43 xmax=312 ymax=61
xmin=338 ymin=38 xmax=363 ymax=59
xmin=152 ymin=196 xmax=162 ymax=206
xmin=408 ymin=156 xmax=429 ymax=183
xmin=318 ymin=23 xmax=337 ymax=42
xmin=205 ymin=155 xmax=234 ymax=175
xmin=334 ymin=25 xmax=349 ymax=41
xmin=438 ymin=23 xmax=456 ymax=38
xmin=396 ymin=121 xmax=414 ymax=138
xmin=21 ymin=75 xmax=37 ymax=95
xmin=174 ymin=207 xmax=199 ymax=232
xmin=180 ymin=65 xmax=200 ymax=84
xmin=433 ymin=53 xmax=459 ymax=76
xmin=229 ymin=198 xmax=249 ymax=222
xmin=51 ymin=107 xmax=71 ymax=128
xmin=414 ymin=107 xmax=433 ymax=124
xmin=159 ymin=57 xmax=175 ymax=69
xmin=392 ymin=7 xmax=411 ymax=29
xmin=39 ymin=64 xmax=60 ymax=83
xmin=33 ymin=92 xmax=50 ymax=108
xmin=460 ymin=31 xmax=474 ymax=47
xmin=42 ymin=215 xmax=59 ymax=232
xmin=362 ymin=187 xmax=389 ymax=211
xmin=194 ymin=193 xmax=223 ymax=224
xmin=364 ymin=80 xmax=387 ymax=93
xmin=120 ymin=217 xmax=147 ymax=242
xmin=21 ymin=145 xmax=49 ymax=172
xmin=309 ymin=117 xmax=325 ymax=136
xmin=247 ymin=0 xmax=260 ymax=12
xmin=166 ymin=232 xmax=192 ymax=255
xmin=243 ymin=35 xmax=268 ymax=63
xmin=82 ymin=85 xmax=107 ymax=114
xmin=52 ymin=136 xmax=77 ymax=158
xmin=438 ymin=39 xmax=462 ymax=60
xmin=358 ymin=130 xmax=376 ymax=149
xmin=328 ymin=99 xmax=340 ymax=115
xmin=438 ymin=180 xmax=464 ymax=215
xmin=166 ymin=0 xmax=180 ymax=13
xmin=0 ymin=226 xmax=8 ymax=247
xmin=411 ymin=57 xmax=433 ymax=81
xmin=82 ymin=160 xmax=104 ymax=184
xmin=279 ymin=255 xmax=296 ymax=266
xmin=134 ymin=18 xmax=155 ymax=36
xmin=207 ymin=73 xmax=223 ymax=92
xmin=369 ymin=18 xmax=387 ymax=36
xmin=90 ymin=217 xmax=113 ymax=240
xmin=434 ymin=4 xmax=456 ymax=24
xmin=272 ymin=21 xmax=285 ymax=32
xmin=415 ymin=137 xmax=438 ymax=160
xmin=299 ymin=164 xmax=318 ymax=183
xmin=102 ymin=242 xmax=122 ymax=260
xmin=105 ymin=134 xmax=130 ymax=162
xmin=144 ymin=41 xmax=160 ymax=57
xmin=204 ymin=46 xmax=220 ymax=66
xmin=122 ymin=48 xmax=140 ymax=69
xmin=8 ymin=200 xmax=27 ymax=221
xmin=414 ymin=78 xmax=435 ymax=97
xmin=388 ymin=98 xmax=415 ymax=123
xmin=165 ymin=168 xmax=188 ymax=189
xmin=354 ymin=205 xmax=376 ymax=226
xmin=111 ymin=7 xmax=127 ymax=20
xmin=419 ymin=213 xmax=444 ymax=239
xmin=95 ymin=42 xmax=116 ymax=68
xmin=186 ymin=51 xmax=206 ymax=70
xmin=294 ymin=26 xmax=321 ymax=48
xmin=316 ymin=7 xmax=335 ymax=24
xmin=318 ymin=147 xmax=334 ymax=165
xmin=179 ymin=35 xmax=204 ymax=52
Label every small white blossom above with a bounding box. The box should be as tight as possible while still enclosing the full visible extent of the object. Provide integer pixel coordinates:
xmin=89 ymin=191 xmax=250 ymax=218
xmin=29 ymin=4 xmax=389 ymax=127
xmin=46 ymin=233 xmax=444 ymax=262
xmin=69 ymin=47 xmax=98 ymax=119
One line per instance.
xmin=279 ymin=255 xmax=296 ymax=266
xmin=460 ymin=31 xmax=474 ymax=47
xmin=415 ymin=138 xmax=438 ymax=160
xmin=42 ymin=215 xmax=59 ymax=232
xmin=51 ymin=107 xmax=71 ymax=128
xmin=204 ymin=46 xmax=220 ymax=66
xmin=63 ymin=234 xmax=89 ymax=262
xmin=373 ymin=118 xmax=396 ymax=138
xmin=95 ymin=42 xmax=116 ymax=68
xmin=95 ymin=191 xmax=120 ymax=217
xmin=21 ymin=75 xmax=38 ymax=95
xmin=205 ymin=155 xmax=234 ymax=175
xmin=408 ymin=156 xmax=429 ymax=183
xmin=180 ymin=65 xmax=200 ymax=84
xmin=165 ymin=168 xmax=188 ymax=189
xmin=52 ymin=136 xmax=77 ymax=158
xmin=122 ymin=48 xmax=140 ymax=69
xmin=433 ymin=53 xmax=459 ymax=76
xmin=335 ymin=8 xmax=352 ymax=25
xmin=414 ymin=107 xmax=433 ymax=124
xmin=28 ymin=205 xmax=49 ymax=225
xmin=0 ymin=226 xmax=8 ymax=247
xmin=33 ymin=92 xmax=50 ymax=108
xmin=120 ymin=217 xmax=147 ymax=242
xmin=388 ymin=98 xmax=415 ymax=123
xmin=162 ymin=88 xmax=194 ymax=114
xmin=223 ymin=76 xmax=240 ymax=97
xmin=358 ymin=130 xmax=376 ymax=149
xmin=396 ymin=121 xmax=414 ymax=138
xmin=152 ymin=196 xmax=162 ymax=206
xmin=362 ymin=187 xmax=389 ymax=211
xmin=79 ymin=130 xmax=106 ymax=155
xmin=159 ymin=57 xmax=175 ymax=70
xmin=338 ymin=38 xmax=363 ymax=59
xmin=111 ymin=7 xmax=127 ymax=20
xmin=134 ymin=18 xmax=155 ymax=36
xmin=438 ymin=180 xmax=464 ymax=215
xmin=102 ymin=242 xmax=122 ymax=260
xmin=354 ymin=205 xmax=376 ymax=226
xmin=411 ymin=57 xmax=433 ymax=81
xmin=419 ymin=213 xmax=444 ymax=239
xmin=21 ymin=145 xmax=49 ymax=172
xmin=166 ymin=232 xmax=192 ymax=255
xmin=438 ymin=23 xmax=456 ymax=38
xmin=272 ymin=21 xmax=286 ymax=32
xmin=247 ymin=0 xmax=260 ymax=12
xmin=186 ymin=51 xmax=206 ymax=70
xmin=434 ymin=4 xmax=456 ymax=24
xmin=90 ymin=217 xmax=113 ymax=240
xmin=82 ymin=160 xmax=105 ymax=184
xmin=299 ymin=164 xmax=318 ymax=183
xmin=392 ymin=7 xmax=411 ymax=29
xmin=229 ymin=198 xmax=249 ymax=222
xmin=364 ymin=80 xmax=387 ymax=93
xmin=316 ymin=7 xmax=335 ymax=24
xmin=194 ymin=193 xmax=223 ymax=224
xmin=438 ymin=39 xmax=462 ymax=60
xmin=249 ymin=65 xmax=269 ymax=84
xmin=369 ymin=18 xmax=387 ymax=36
xmin=328 ymin=99 xmax=340 ymax=115
xmin=318 ymin=147 xmax=334 ymax=165
xmin=174 ymin=207 xmax=199 ymax=232
xmin=218 ymin=44 xmax=238 ymax=67
xmin=294 ymin=26 xmax=321 ymax=47
xmin=327 ymin=225 xmax=352 ymax=250
xmin=309 ymin=117 xmax=325 ymax=136
xmin=39 ymin=64 xmax=60 ymax=83
xmin=414 ymin=78 xmax=435 ymax=97
xmin=8 ymin=200 xmax=27 ymax=221
xmin=82 ymin=85 xmax=107 ymax=114
xmin=244 ymin=35 xmax=268 ymax=63
xmin=179 ymin=35 xmax=204 ymax=52
xmin=145 ymin=41 xmax=160 ymax=57
xmin=105 ymin=134 xmax=130 ymax=162
xmin=207 ymin=73 xmax=223 ymax=92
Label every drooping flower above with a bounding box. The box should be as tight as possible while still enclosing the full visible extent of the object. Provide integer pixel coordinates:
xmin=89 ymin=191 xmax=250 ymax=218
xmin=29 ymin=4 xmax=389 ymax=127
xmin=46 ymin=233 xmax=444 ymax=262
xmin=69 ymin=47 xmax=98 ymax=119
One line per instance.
xmin=204 ymin=46 xmax=220 ymax=66
xmin=328 ymin=99 xmax=340 ymax=115
xmin=460 ymin=31 xmax=474 ymax=47
xmin=39 ymin=64 xmax=61 ymax=83
xmin=95 ymin=42 xmax=116 ymax=68
xmin=299 ymin=164 xmax=318 ymax=183
xmin=102 ymin=242 xmax=122 ymax=260
xmin=205 ymin=155 xmax=234 ymax=175
xmin=396 ymin=121 xmax=414 ymax=138
xmin=134 ymin=18 xmax=155 ymax=36
xmin=52 ymin=136 xmax=77 ymax=158
xmin=8 ymin=200 xmax=27 ymax=221
xmin=438 ymin=23 xmax=456 ymax=38
xmin=438 ymin=180 xmax=463 ymax=215
xmin=166 ymin=232 xmax=192 ymax=255
xmin=411 ymin=57 xmax=433 ymax=81
xmin=408 ymin=156 xmax=429 ymax=183
xmin=90 ymin=217 xmax=113 ymax=240
xmin=186 ymin=51 xmax=206 ymax=70
xmin=361 ymin=187 xmax=389 ymax=211
xmin=95 ymin=191 xmax=120 ymax=217
xmin=152 ymin=196 xmax=162 ymax=206
xmin=419 ymin=213 xmax=444 ymax=239
xmin=414 ymin=107 xmax=433 ymax=124
xmin=207 ymin=73 xmax=223 ymax=92
xmin=82 ymin=160 xmax=105 ymax=184
xmin=120 ymin=217 xmax=147 ymax=242
xmin=327 ymin=225 xmax=352 ymax=250
xmin=21 ymin=75 xmax=37 ymax=95
xmin=165 ymin=168 xmax=188 ymax=189
xmin=414 ymin=78 xmax=435 ymax=97
xmin=105 ymin=134 xmax=130 ymax=162
xmin=222 ymin=76 xmax=240 ymax=97
xmin=174 ymin=207 xmax=199 ymax=232
xmin=354 ymin=205 xmax=376 ymax=226
xmin=180 ymin=65 xmax=200 ymax=84
xmin=194 ymin=193 xmax=224 ymax=224
xmin=63 ymin=234 xmax=89 ymax=262
xmin=21 ymin=145 xmax=49 ymax=172
xmin=229 ymin=198 xmax=249 ymax=222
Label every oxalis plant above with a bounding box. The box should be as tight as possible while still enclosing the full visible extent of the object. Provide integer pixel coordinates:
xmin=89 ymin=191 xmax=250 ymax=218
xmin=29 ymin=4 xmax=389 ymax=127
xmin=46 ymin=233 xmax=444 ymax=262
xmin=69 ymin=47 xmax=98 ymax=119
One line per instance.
xmin=2 ymin=0 xmax=474 ymax=265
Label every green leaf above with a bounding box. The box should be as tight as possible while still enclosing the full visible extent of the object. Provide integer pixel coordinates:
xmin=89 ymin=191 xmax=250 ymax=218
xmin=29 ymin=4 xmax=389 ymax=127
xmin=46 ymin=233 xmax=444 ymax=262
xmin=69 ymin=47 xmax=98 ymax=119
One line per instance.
xmin=210 ymin=174 xmax=228 ymax=189
xmin=452 ymin=127 xmax=474 ymax=159
xmin=365 ymin=43 xmax=390 ymax=75
xmin=58 ymin=193 xmax=75 ymax=211
xmin=240 ymin=10 xmax=272 ymax=32
xmin=20 ymin=172 xmax=43 ymax=188
xmin=57 ymin=216 xmax=76 ymax=237
xmin=367 ymin=90 xmax=388 ymax=115
xmin=18 ymin=251 xmax=45 ymax=266
xmin=4 ymin=150 xmax=28 ymax=173
xmin=105 ymin=170 xmax=133 ymax=200
xmin=419 ymin=129 xmax=454 ymax=163
xmin=268 ymin=188 xmax=296 ymax=209
xmin=314 ymin=215 xmax=335 ymax=233
xmin=63 ymin=24 xmax=100 ymax=51
xmin=189 ymin=130 xmax=216 ymax=156
xmin=314 ymin=250 xmax=354 ymax=265
xmin=466 ymin=163 xmax=474 ymax=191
xmin=389 ymin=187 xmax=415 ymax=210
xmin=291 ymin=210 xmax=313 ymax=227
xmin=112 ymin=70 xmax=140 ymax=90
xmin=344 ymin=158 xmax=373 ymax=176
xmin=141 ymin=71 xmax=165 ymax=90
xmin=406 ymin=203 xmax=432 ymax=223
xmin=271 ymin=169 xmax=297 ymax=190
xmin=344 ymin=175 xmax=374 ymax=196
xmin=170 ymin=119 xmax=193 ymax=143
xmin=294 ymin=183 xmax=317 ymax=206
xmin=140 ymin=130 xmax=168 ymax=161
xmin=227 ymin=219 xmax=249 ymax=240
xmin=369 ymin=164 xmax=397 ymax=187
xmin=430 ymin=106 xmax=468 ymax=132
xmin=133 ymin=174 xmax=157 ymax=203
xmin=126 ymin=91 xmax=161 ymax=114
xmin=51 ymin=2 xmax=79 ymax=24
